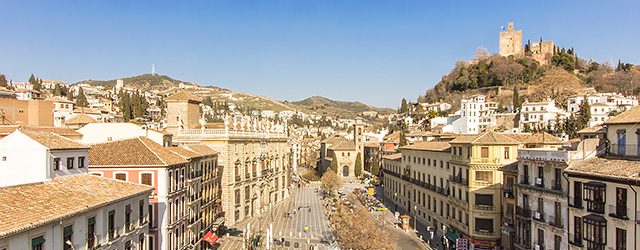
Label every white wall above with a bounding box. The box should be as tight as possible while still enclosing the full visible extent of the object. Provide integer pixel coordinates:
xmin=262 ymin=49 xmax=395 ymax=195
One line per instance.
xmin=0 ymin=132 xmax=48 ymax=187
xmin=78 ymin=123 xmax=166 ymax=145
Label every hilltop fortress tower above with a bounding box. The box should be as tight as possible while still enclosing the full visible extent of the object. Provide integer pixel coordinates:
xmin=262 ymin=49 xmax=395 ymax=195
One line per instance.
xmin=499 ymin=22 xmax=523 ymax=57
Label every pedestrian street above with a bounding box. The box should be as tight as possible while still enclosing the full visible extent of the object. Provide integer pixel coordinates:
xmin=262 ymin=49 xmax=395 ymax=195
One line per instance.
xmin=217 ymin=183 xmax=333 ymax=249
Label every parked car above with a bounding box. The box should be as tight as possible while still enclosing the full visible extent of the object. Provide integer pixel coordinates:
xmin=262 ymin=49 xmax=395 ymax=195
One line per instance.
xmin=226 ymin=228 xmax=243 ymax=236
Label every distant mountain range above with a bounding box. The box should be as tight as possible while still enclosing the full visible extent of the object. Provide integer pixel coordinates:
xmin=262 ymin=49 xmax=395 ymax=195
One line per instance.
xmin=75 ymin=74 xmax=394 ymax=119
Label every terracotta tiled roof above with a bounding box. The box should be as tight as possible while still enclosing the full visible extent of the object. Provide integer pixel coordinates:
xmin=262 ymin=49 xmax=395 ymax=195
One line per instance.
xmin=450 ymin=131 xmax=520 ymax=145
xmin=566 ymin=158 xmax=640 ymax=180
xmin=165 ymin=90 xmax=201 ymax=103
xmin=382 ymin=131 xmax=401 ymax=143
xmin=19 ymin=130 xmax=89 ymax=150
xmin=577 ymin=125 xmax=606 ymax=134
xmin=182 ymin=144 xmax=219 ymax=156
xmin=499 ymin=161 xmax=519 ymax=173
xmin=604 ymin=105 xmax=640 ymax=125
xmin=400 ymin=141 xmax=451 ymax=152
xmin=72 ymin=107 xmax=102 ymax=115
xmin=503 ymin=132 xmax=563 ymax=144
xmin=66 ymin=113 xmax=98 ymax=124
xmin=382 ymin=153 xmax=402 ymax=161
xmin=328 ymin=138 xmax=355 ymax=151
xmin=0 ymin=174 xmax=153 ymax=238
xmin=45 ymin=96 xmax=75 ymax=104
xmin=168 ymin=146 xmax=201 ymax=159
xmin=0 ymin=125 xmax=81 ymax=137
xmin=321 ymin=135 xmax=343 ymax=144
xmin=89 ymin=137 xmax=188 ymax=167
xmin=198 ymin=123 xmax=225 ymax=129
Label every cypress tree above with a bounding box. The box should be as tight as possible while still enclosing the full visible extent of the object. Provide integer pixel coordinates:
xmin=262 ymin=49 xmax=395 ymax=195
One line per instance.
xmin=331 ymin=154 xmax=338 ymax=173
xmin=76 ymin=87 xmax=88 ymax=107
xmin=354 ymin=152 xmax=362 ymax=177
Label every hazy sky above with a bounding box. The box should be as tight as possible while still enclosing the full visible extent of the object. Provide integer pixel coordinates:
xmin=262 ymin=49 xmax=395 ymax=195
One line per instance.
xmin=1 ymin=1 xmax=638 ymax=108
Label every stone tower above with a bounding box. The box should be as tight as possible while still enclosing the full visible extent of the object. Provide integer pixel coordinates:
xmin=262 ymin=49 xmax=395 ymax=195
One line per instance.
xmin=353 ymin=118 xmax=364 ymax=173
xmin=165 ymin=90 xmax=202 ymax=135
xmin=499 ymin=22 xmax=523 ymax=57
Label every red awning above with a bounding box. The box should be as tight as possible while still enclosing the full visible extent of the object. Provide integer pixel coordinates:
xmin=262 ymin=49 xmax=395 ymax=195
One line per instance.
xmin=203 ymin=232 xmax=219 ymax=245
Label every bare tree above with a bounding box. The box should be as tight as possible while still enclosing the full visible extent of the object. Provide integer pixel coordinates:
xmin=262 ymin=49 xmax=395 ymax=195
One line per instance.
xmin=320 ymin=169 xmax=342 ymax=194
xmin=332 ymin=200 xmax=396 ymax=249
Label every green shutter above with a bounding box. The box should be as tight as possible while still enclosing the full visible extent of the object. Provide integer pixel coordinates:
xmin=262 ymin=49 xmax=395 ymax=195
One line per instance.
xmin=88 ymin=217 xmax=95 ymax=225
xmin=63 ymin=225 xmax=73 ymax=237
xmin=32 ymin=236 xmax=45 ymax=245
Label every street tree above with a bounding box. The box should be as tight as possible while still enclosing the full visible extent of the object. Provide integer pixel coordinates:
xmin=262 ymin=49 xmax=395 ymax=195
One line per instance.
xmin=0 ymin=74 xmax=7 ymax=88
xmin=320 ymin=169 xmax=342 ymax=194
xmin=331 ymin=154 xmax=338 ymax=173
xmin=333 ymin=200 xmax=396 ymax=249
xmin=354 ymin=152 xmax=362 ymax=177
xmin=371 ymin=154 xmax=380 ymax=176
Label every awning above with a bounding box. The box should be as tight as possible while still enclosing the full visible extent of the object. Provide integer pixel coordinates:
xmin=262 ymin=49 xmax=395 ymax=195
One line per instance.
xmin=501 ymin=226 xmax=516 ymax=233
xmin=203 ymin=232 xmax=218 ymax=245
xmin=445 ymin=231 xmax=460 ymax=241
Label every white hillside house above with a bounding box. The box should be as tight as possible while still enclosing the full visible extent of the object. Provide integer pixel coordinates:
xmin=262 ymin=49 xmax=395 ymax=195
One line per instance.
xmin=519 ymin=99 xmax=568 ymax=128
xmin=451 ymin=94 xmax=498 ymax=134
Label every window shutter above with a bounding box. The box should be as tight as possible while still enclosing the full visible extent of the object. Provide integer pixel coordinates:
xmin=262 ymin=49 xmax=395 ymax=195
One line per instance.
xmin=32 ymin=236 xmax=45 ymax=245
xmin=88 ymin=217 xmax=96 ymax=225
xmin=63 ymin=225 xmax=73 ymax=237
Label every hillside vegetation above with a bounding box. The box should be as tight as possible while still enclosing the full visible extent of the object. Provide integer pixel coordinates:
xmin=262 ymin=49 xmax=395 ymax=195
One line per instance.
xmin=77 ymin=74 xmax=199 ymax=92
xmin=291 ymin=96 xmax=394 ymax=119
xmin=419 ymin=50 xmax=640 ymax=112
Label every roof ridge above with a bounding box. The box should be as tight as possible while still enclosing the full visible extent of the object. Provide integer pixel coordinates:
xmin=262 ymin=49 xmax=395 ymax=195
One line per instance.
xmin=137 ymin=137 xmax=171 ymax=166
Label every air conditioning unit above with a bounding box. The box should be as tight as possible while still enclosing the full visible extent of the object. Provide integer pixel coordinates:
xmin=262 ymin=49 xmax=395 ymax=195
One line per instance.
xmin=535 ymin=244 xmax=541 ymax=250
xmin=534 ymin=212 xmax=541 ymax=220
xmin=535 ymin=178 xmax=542 ymax=185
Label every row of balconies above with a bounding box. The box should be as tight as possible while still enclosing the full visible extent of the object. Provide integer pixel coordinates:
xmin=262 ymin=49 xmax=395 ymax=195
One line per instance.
xmin=448 ymin=195 xmax=469 ymax=209
xmin=107 ymin=216 xmax=148 ymax=242
xmin=448 ymin=217 xmax=469 ymax=233
xmin=449 ymin=175 xmax=469 ymax=186
xmin=385 ymin=171 xmax=400 ymax=178
xmin=519 ymin=177 xmax=563 ymax=193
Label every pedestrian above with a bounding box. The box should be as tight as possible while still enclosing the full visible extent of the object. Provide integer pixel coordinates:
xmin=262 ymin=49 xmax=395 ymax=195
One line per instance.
xmin=304 ymin=225 xmax=309 ymax=233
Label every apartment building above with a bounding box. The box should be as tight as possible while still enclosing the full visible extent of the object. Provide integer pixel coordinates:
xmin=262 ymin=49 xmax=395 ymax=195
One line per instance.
xmin=567 ymin=92 xmax=638 ymax=127
xmin=0 ymin=129 xmax=152 ymax=250
xmin=565 ymin=158 xmax=640 ymax=250
xmin=603 ymin=105 xmax=640 ymax=157
xmin=89 ymin=137 xmax=221 ymax=250
xmin=514 ymin=139 xmax=597 ymax=250
xmin=452 ymin=94 xmax=499 ymax=134
xmin=500 ymin=162 xmax=518 ymax=250
xmin=382 ymin=153 xmax=403 ymax=209
xmin=446 ymin=131 xmax=520 ymax=250
xmin=519 ymin=99 xmax=568 ymax=129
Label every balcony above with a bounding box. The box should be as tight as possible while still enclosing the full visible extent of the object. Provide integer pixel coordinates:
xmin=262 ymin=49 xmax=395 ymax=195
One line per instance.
xmin=451 ymin=155 xmax=468 ymax=163
xmin=235 ymin=175 xmax=241 ymax=182
xmin=245 ymin=173 xmax=251 ymax=179
xmin=533 ymin=243 xmax=544 ymax=250
xmin=450 ymin=175 xmax=469 ymax=186
xmin=514 ymin=238 xmax=531 ymax=250
xmin=568 ymin=196 xmax=583 ymax=209
xmin=548 ymin=215 xmax=562 ymax=228
xmin=551 ymin=180 xmax=562 ymax=192
xmin=532 ymin=211 xmax=545 ymax=222
xmin=138 ymin=215 xmax=148 ymax=227
xmin=503 ymin=216 xmax=514 ymax=227
xmin=386 ymin=171 xmax=400 ymax=178
xmin=474 ymin=229 xmax=496 ymax=237
xmin=520 ymin=177 xmax=530 ymax=185
xmin=252 ymin=172 xmax=257 ymax=177
xmin=474 ymin=180 xmax=493 ymax=187
xmin=401 ymin=175 xmax=411 ymax=182
xmin=504 ymin=189 xmax=514 ymax=199
xmin=108 ymin=228 xmax=117 ymax=241
xmin=515 ymin=206 xmax=531 ymax=219
xmin=534 ymin=178 xmax=544 ymax=188
xmin=608 ymin=205 xmax=629 ymax=220
xmin=448 ymin=217 xmax=469 ymax=233
xmin=609 ymin=144 xmax=640 ymax=156
xmin=568 ymin=233 xmax=583 ymax=247
xmin=262 ymin=169 xmax=269 ymax=176
xmin=474 ymin=205 xmax=494 ymax=211
xmin=449 ymin=196 xmax=469 ymax=209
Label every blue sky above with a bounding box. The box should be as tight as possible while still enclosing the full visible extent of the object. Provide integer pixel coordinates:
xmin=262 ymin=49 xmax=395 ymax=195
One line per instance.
xmin=1 ymin=1 xmax=639 ymax=109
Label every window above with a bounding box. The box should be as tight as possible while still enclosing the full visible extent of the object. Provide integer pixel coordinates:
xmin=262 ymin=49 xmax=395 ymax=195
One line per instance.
xmin=54 ymin=158 xmax=61 ymax=170
xmin=88 ymin=217 xmax=96 ymax=248
xmin=108 ymin=210 xmax=116 ymax=241
xmin=480 ymin=147 xmax=488 ymax=158
xmin=31 ymin=236 xmax=45 ymax=250
xmin=125 ymin=205 xmax=132 ymax=232
xmin=475 ymin=218 xmax=493 ymax=232
xmin=67 ymin=157 xmax=74 ymax=169
xmin=504 ymin=147 xmax=509 ymax=159
xmin=115 ymin=173 xmax=127 ymax=181
xmin=235 ymin=189 xmax=241 ymax=205
xmin=616 ymin=228 xmax=627 ymax=250
xmin=125 ymin=240 xmax=132 ymax=250
xmin=139 ymin=200 xmax=145 ymax=226
xmin=63 ymin=225 xmax=73 ymax=250
xmin=476 ymin=171 xmax=492 ymax=182
xmin=148 ymin=204 xmax=154 ymax=228
xmin=78 ymin=157 xmax=85 ymax=168
xmin=584 ymin=215 xmax=606 ymax=250
xmin=584 ymin=182 xmax=606 ymax=214
xmin=139 ymin=234 xmax=146 ymax=250
xmin=572 ymin=216 xmax=583 ymax=246
xmin=614 ymin=188 xmax=628 ymax=218
xmin=141 ymin=173 xmax=152 ymax=186
xmin=475 ymin=194 xmax=493 ymax=206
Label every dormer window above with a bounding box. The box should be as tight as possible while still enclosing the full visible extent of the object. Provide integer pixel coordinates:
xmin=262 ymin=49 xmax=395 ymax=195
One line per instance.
xmin=54 ymin=158 xmax=60 ymax=170
xmin=78 ymin=157 xmax=85 ymax=168
xmin=66 ymin=157 xmax=74 ymax=169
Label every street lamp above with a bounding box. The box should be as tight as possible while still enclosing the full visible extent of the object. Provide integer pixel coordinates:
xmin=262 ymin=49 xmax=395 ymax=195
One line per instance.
xmin=394 ymin=192 xmax=398 ymax=211
xmin=413 ymin=205 xmax=417 ymax=230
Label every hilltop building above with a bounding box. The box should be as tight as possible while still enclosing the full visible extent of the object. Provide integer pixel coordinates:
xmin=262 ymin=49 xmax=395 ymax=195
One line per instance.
xmin=451 ymin=94 xmax=498 ymax=134
xmin=567 ymin=92 xmax=638 ymax=127
xmin=519 ymin=99 xmax=568 ymax=129
xmin=499 ymin=22 xmax=523 ymax=57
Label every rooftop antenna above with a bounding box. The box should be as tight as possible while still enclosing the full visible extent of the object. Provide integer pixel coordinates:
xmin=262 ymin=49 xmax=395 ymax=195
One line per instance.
xmin=152 ymin=64 xmax=156 ymax=75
